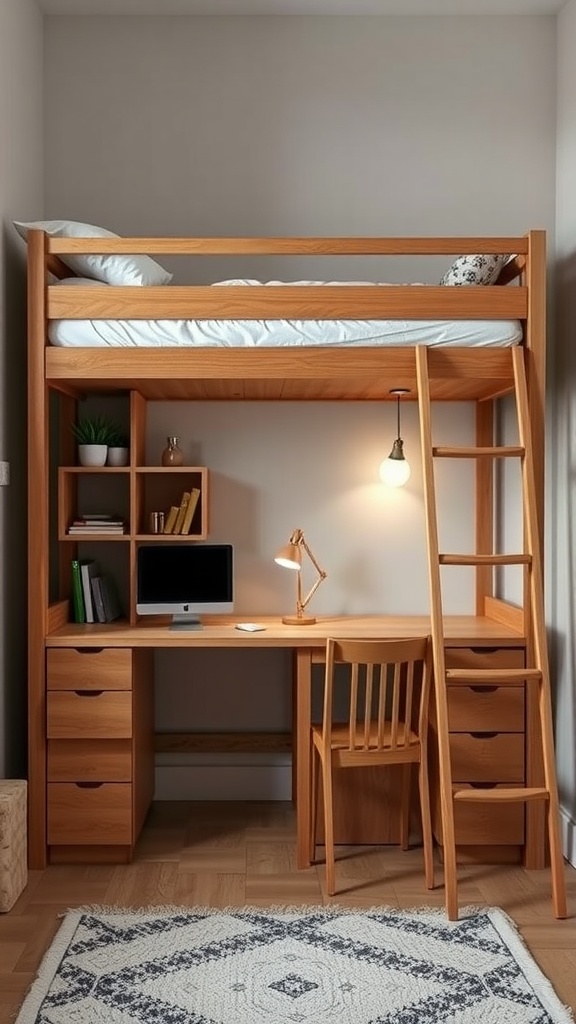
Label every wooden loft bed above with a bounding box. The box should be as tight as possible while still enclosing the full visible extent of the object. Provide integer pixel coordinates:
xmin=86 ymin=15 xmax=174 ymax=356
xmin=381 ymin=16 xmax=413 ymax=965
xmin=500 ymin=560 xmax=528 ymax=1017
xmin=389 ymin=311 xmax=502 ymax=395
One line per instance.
xmin=25 ymin=230 xmax=551 ymax=876
xmin=28 ymin=231 xmax=542 ymax=404
xmin=28 ymin=228 xmax=546 ymax=548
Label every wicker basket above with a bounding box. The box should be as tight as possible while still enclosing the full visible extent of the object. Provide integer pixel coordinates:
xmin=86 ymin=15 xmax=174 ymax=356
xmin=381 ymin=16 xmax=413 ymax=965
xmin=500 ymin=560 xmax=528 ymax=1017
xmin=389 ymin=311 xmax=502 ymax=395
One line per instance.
xmin=0 ymin=780 xmax=27 ymax=912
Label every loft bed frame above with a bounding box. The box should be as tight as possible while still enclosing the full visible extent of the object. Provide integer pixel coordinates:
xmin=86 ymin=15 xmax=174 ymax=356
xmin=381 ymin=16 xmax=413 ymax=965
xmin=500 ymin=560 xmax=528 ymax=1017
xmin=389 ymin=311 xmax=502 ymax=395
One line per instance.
xmin=29 ymin=231 xmax=542 ymax=403
xmin=28 ymin=228 xmax=546 ymax=568
xmin=26 ymin=230 xmax=547 ymax=869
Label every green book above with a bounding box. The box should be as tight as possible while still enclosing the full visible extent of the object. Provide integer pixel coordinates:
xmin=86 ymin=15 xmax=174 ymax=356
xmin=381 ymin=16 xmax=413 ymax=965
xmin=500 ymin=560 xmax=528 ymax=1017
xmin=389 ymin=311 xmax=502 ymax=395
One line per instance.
xmin=71 ymin=559 xmax=85 ymax=624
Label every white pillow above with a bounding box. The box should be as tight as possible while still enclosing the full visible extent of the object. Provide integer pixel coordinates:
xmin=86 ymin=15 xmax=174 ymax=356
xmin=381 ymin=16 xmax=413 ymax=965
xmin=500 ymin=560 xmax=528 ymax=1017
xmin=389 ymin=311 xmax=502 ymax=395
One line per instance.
xmin=13 ymin=219 xmax=172 ymax=286
xmin=440 ymin=253 xmax=509 ymax=286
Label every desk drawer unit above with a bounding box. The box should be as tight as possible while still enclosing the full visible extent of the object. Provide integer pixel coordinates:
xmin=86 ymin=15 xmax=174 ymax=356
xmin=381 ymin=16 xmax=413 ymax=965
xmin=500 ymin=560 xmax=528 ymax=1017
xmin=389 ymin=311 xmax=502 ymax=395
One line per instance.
xmin=46 ymin=648 xmax=154 ymax=860
xmin=433 ymin=647 xmax=526 ymax=856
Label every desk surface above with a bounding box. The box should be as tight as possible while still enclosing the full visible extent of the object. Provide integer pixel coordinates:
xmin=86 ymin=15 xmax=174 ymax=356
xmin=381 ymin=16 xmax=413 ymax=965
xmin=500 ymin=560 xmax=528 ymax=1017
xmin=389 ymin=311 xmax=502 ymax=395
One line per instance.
xmin=46 ymin=614 xmax=525 ymax=648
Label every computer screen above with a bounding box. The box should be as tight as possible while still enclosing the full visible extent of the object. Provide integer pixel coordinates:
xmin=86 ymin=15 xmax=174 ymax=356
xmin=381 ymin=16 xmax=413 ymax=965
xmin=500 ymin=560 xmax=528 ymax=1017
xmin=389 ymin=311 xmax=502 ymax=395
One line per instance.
xmin=137 ymin=543 xmax=234 ymax=630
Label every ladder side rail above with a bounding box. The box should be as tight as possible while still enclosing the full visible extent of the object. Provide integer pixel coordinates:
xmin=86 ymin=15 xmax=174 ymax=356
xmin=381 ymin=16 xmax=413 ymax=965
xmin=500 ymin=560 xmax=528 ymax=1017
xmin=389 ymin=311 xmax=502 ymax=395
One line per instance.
xmin=512 ymin=347 xmax=567 ymax=918
xmin=415 ymin=346 xmax=458 ymax=920
xmin=475 ymin=399 xmax=495 ymax=615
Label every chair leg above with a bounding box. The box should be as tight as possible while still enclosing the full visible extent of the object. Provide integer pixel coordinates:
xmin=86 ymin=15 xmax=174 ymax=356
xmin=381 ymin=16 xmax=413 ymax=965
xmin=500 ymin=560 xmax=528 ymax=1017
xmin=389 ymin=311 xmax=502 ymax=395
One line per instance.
xmin=309 ymin=740 xmax=318 ymax=864
xmin=322 ymin=755 xmax=336 ymax=896
xmin=400 ymin=763 xmax=412 ymax=851
xmin=418 ymin=756 xmax=435 ymax=890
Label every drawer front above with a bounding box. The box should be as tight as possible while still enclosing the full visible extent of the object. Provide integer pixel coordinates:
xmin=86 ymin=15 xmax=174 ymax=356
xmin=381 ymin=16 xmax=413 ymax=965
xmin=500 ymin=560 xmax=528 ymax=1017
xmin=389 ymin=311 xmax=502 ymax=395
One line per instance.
xmin=445 ymin=647 xmax=525 ymax=671
xmin=48 ymin=783 xmax=132 ymax=845
xmin=436 ymin=785 xmax=525 ymax=845
xmin=48 ymin=739 xmax=132 ymax=782
xmin=447 ymin=686 xmax=524 ymax=732
xmin=47 ymin=691 xmax=132 ymax=739
xmin=47 ymin=648 xmax=133 ymax=690
xmin=450 ymin=732 xmax=524 ymax=783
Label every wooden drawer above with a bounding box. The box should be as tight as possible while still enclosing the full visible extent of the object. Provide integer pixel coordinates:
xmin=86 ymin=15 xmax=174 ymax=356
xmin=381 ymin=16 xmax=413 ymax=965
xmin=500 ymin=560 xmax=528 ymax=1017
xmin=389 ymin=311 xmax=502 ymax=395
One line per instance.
xmin=48 ymin=739 xmax=133 ymax=782
xmin=447 ymin=686 xmax=524 ymax=732
xmin=47 ymin=783 xmax=132 ymax=845
xmin=47 ymin=648 xmax=133 ymax=690
xmin=436 ymin=785 xmax=525 ymax=846
xmin=450 ymin=732 xmax=524 ymax=783
xmin=47 ymin=690 xmax=132 ymax=739
xmin=445 ymin=647 xmax=525 ymax=671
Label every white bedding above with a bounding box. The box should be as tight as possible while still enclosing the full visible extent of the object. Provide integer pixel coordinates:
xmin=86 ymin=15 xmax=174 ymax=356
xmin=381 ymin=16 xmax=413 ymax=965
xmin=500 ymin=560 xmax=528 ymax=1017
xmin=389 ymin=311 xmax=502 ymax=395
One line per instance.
xmin=48 ymin=279 xmax=523 ymax=349
xmin=49 ymin=317 xmax=522 ymax=348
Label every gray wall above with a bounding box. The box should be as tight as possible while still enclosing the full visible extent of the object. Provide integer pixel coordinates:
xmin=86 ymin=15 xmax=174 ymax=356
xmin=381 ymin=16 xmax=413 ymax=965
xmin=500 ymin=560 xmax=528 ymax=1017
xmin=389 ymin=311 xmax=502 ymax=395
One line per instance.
xmin=43 ymin=15 xmax=558 ymax=798
xmin=0 ymin=0 xmax=43 ymax=778
xmin=554 ymin=0 xmax=576 ymax=863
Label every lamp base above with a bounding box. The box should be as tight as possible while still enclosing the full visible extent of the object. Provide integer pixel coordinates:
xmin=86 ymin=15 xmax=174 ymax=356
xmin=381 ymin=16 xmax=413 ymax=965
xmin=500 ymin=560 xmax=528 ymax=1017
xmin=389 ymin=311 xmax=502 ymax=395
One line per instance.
xmin=282 ymin=614 xmax=317 ymax=626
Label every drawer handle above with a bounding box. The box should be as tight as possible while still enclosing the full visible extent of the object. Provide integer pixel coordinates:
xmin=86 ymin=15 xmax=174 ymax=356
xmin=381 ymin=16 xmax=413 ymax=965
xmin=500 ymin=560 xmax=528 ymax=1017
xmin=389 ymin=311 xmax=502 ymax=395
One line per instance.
xmin=74 ymin=782 xmax=104 ymax=789
xmin=469 ymin=731 xmax=498 ymax=740
xmin=74 ymin=690 xmax=104 ymax=697
xmin=469 ymin=686 xmax=498 ymax=694
xmin=468 ymin=782 xmax=498 ymax=790
xmin=75 ymin=648 xmax=106 ymax=654
xmin=469 ymin=647 xmax=498 ymax=654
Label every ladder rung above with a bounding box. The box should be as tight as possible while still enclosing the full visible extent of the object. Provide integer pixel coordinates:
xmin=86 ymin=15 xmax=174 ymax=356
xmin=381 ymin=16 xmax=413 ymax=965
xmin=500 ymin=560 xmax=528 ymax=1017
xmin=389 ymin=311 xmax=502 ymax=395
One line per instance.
xmin=453 ymin=786 xmax=549 ymax=803
xmin=439 ymin=553 xmax=531 ymax=566
xmin=446 ymin=668 xmax=542 ymax=684
xmin=433 ymin=446 xmax=525 ymax=458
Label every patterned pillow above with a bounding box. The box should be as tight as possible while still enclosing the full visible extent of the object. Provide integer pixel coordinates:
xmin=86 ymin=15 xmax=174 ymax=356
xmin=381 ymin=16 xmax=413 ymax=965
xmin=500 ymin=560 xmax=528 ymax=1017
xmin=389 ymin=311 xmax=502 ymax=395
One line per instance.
xmin=440 ymin=253 xmax=509 ymax=286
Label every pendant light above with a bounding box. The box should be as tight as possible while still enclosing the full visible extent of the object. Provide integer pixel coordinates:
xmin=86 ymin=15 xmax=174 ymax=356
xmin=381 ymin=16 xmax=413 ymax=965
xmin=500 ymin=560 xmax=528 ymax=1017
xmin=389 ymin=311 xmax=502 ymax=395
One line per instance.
xmin=379 ymin=389 xmax=411 ymax=487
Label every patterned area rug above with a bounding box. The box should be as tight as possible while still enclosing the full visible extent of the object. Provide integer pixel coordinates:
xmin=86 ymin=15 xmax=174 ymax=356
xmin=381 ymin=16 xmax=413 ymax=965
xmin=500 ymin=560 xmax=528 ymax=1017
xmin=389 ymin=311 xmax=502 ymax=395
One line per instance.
xmin=16 ymin=905 xmax=573 ymax=1023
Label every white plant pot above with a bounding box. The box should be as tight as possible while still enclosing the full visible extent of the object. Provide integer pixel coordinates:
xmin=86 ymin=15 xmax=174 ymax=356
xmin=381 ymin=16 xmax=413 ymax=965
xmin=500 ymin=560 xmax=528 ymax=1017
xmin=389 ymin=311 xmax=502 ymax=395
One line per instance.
xmin=78 ymin=444 xmax=108 ymax=467
xmin=107 ymin=446 xmax=129 ymax=467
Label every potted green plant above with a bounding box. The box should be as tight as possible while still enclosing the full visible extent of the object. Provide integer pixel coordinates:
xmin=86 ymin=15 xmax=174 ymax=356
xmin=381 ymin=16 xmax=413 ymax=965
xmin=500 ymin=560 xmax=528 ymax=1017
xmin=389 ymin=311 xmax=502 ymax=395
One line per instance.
xmin=72 ymin=416 xmax=115 ymax=467
xmin=106 ymin=426 xmax=130 ymax=467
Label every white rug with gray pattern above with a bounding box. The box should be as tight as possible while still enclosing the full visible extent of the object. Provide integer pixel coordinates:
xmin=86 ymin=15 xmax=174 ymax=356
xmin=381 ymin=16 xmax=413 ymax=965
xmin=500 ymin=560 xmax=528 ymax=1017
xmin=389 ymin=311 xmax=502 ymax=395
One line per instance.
xmin=15 ymin=905 xmax=573 ymax=1023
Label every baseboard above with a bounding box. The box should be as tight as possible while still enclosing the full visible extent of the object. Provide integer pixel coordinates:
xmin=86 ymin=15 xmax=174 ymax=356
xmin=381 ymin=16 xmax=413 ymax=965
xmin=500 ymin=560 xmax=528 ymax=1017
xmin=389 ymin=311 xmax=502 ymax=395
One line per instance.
xmin=560 ymin=806 xmax=576 ymax=867
xmin=154 ymin=764 xmax=292 ymax=801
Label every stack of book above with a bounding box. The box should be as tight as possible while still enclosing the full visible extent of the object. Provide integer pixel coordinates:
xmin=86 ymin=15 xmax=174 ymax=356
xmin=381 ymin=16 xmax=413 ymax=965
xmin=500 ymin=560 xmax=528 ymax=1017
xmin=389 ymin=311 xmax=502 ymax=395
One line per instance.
xmin=162 ymin=488 xmax=201 ymax=535
xmin=71 ymin=559 xmax=122 ymax=624
xmin=68 ymin=514 xmax=127 ymax=536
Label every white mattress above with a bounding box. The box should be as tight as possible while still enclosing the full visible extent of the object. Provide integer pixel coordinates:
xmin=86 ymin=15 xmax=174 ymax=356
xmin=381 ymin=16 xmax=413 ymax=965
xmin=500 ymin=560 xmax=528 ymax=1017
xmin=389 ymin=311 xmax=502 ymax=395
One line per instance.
xmin=48 ymin=279 xmax=523 ymax=349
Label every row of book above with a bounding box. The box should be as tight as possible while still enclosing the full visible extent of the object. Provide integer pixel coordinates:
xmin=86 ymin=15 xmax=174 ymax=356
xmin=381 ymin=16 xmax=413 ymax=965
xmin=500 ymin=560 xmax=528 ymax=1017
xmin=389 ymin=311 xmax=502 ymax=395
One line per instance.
xmin=162 ymin=488 xmax=201 ymax=534
xmin=68 ymin=514 xmax=127 ymax=536
xmin=71 ymin=559 xmax=122 ymax=624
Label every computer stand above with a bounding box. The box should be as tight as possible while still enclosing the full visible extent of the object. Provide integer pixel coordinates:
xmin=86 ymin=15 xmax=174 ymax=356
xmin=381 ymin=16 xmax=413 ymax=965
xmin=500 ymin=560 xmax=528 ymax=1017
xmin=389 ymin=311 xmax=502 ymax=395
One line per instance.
xmin=169 ymin=614 xmax=203 ymax=631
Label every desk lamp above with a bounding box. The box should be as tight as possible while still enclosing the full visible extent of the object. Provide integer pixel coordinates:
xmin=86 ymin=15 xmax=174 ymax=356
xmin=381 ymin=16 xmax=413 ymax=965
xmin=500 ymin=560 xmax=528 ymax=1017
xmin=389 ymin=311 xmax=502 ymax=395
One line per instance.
xmin=379 ymin=388 xmax=411 ymax=487
xmin=274 ymin=528 xmax=327 ymax=625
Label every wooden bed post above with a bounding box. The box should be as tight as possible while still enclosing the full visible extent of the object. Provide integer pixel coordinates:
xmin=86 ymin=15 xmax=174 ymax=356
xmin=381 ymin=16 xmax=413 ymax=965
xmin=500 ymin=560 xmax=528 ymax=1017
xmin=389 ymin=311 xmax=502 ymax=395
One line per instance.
xmin=524 ymin=229 xmax=547 ymax=870
xmin=525 ymin=230 xmax=547 ymax=558
xmin=27 ymin=230 xmax=49 ymax=869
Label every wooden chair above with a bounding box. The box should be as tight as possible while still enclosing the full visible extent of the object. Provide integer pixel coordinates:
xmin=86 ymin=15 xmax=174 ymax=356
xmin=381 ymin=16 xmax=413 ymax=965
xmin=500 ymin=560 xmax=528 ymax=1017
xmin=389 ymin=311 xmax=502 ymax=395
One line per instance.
xmin=310 ymin=636 xmax=434 ymax=896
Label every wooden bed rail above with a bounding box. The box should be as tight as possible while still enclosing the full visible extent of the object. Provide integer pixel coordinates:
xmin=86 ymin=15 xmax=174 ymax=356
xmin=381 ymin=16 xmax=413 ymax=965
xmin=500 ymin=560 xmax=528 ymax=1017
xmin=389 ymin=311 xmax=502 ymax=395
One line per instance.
xmin=47 ymin=284 xmax=528 ymax=321
xmin=46 ymin=235 xmax=529 ymax=256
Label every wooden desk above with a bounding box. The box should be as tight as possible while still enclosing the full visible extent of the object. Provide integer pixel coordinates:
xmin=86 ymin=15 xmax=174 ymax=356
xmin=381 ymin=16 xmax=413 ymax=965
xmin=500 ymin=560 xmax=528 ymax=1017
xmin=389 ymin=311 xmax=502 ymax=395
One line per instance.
xmin=42 ymin=613 xmax=535 ymax=870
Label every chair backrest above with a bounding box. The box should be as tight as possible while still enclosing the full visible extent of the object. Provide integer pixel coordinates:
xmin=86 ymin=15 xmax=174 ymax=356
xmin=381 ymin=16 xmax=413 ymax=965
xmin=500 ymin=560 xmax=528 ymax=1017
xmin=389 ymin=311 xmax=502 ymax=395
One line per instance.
xmin=320 ymin=636 xmax=432 ymax=758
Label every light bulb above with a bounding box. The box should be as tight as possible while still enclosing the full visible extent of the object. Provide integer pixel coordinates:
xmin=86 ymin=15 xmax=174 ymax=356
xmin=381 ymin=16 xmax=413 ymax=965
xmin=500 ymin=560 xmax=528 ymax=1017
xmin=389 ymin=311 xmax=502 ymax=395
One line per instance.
xmin=379 ymin=455 xmax=411 ymax=487
xmin=379 ymin=438 xmax=411 ymax=487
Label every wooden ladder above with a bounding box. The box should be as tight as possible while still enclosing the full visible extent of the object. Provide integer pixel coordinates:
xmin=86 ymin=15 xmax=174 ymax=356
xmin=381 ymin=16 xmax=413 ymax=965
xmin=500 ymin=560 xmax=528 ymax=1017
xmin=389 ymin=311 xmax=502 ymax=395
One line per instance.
xmin=416 ymin=345 xmax=567 ymax=921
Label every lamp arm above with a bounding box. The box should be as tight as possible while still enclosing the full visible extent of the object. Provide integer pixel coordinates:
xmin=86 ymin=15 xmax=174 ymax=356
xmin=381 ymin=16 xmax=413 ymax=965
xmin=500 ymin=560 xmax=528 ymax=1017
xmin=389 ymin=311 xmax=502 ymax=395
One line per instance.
xmin=299 ymin=573 xmax=327 ymax=614
xmin=298 ymin=535 xmax=328 ymax=613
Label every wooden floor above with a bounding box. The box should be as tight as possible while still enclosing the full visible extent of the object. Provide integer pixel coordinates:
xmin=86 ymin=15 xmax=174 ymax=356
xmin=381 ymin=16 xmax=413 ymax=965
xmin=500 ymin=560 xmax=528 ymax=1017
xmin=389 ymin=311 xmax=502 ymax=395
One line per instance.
xmin=1 ymin=800 xmax=575 ymax=1021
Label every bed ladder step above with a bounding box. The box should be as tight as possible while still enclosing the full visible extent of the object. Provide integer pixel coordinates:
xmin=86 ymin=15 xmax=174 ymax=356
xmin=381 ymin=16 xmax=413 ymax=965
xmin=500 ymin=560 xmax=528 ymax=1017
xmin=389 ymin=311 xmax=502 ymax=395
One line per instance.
xmin=433 ymin=446 xmax=525 ymax=458
xmin=445 ymin=668 xmax=542 ymax=684
xmin=416 ymin=344 xmax=566 ymax=922
xmin=439 ymin=553 xmax=531 ymax=566
xmin=453 ymin=786 xmax=549 ymax=803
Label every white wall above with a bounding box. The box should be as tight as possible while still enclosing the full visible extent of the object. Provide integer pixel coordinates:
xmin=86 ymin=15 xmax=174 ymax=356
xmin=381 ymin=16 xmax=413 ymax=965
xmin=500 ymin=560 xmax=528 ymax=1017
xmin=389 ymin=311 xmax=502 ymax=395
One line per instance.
xmin=554 ymin=0 xmax=576 ymax=864
xmin=44 ymin=14 xmax=557 ymax=797
xmin=0 ymin=0 xmax=43 ymax=778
